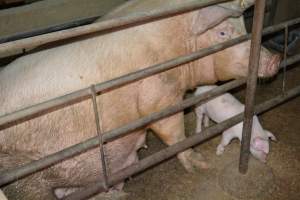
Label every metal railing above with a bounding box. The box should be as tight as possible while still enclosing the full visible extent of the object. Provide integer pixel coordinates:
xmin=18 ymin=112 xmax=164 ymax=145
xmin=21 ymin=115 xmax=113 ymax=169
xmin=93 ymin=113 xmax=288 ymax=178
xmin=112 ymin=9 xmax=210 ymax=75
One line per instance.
xmin=0 ymin=0 xmax=299 ymax=199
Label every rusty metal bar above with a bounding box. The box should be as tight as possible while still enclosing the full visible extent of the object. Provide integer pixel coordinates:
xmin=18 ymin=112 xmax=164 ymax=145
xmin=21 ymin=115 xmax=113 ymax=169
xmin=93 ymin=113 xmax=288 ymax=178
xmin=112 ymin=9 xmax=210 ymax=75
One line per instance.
xmin=89 ymin=85 xmax=109 ymax=191
xmin=1 ymin=17 xmax=300 ymax=131
xmin=64 ymin=84 xmax=300 ymax=200
xmin=0 ymin=15 xmax=100 ymax=44
xmin=0 ymin=0 xmax=231 ymax=57
xmin=0 ymin=50 xmax=299 ymax=187
xmin=0 ymin=51 xmax=299 ymax=186
xmin=0 ymin=79 xmax=246 ymax=186
xmin=239 ymin=0 xmax=266 ymax=174
xmin=282 ymin=25 xmax=288 ymax=94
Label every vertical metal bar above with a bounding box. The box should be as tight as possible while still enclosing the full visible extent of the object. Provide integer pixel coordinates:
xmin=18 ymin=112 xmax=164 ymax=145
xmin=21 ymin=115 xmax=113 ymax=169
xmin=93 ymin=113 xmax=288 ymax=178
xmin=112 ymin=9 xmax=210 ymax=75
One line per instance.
xmin=266 ymin=0 xmax=278 ymax=26
xmin=239 ymin=0 xmax=267 ymax=174
xmin=282 ymin=25 xmax=288 ymax=94
xmin=90 ymin=85 xmax=109 ymax=190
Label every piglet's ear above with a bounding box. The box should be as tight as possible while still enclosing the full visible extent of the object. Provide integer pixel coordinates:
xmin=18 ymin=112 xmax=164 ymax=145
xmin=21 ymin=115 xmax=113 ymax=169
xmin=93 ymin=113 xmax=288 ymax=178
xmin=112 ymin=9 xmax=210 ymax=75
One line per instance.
xmin=265 ymin=130 xmax=277 ymax=141
xmin=191 ymin=6 xmax=238 ymax=35
xmin=253 ymin=137 xmax=269 ymax=154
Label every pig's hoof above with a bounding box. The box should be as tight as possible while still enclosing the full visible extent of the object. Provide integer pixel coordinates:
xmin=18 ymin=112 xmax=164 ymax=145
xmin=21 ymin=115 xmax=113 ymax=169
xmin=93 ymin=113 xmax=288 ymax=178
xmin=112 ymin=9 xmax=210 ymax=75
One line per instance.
xmin=54 ymin=187 xmax=82 ymax=199
xmin=91 ymin=189 xmax=129 ymax=200
xmin=216 ymin=145 xmax=225 ymax=155
xmin=178 ymin=149 xmax=209 ymax=173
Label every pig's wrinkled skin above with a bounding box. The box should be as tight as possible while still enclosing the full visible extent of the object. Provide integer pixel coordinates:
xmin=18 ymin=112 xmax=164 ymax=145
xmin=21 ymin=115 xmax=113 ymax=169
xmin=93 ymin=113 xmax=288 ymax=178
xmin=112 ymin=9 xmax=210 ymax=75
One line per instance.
xmin=194 ymin=85 xmax=277 ymax=163
xmin=0 ymin=0 xmax=280 ymax=199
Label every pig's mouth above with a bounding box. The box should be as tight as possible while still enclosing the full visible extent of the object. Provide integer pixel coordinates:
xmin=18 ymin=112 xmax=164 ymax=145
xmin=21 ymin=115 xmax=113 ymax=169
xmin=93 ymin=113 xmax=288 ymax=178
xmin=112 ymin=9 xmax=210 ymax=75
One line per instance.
xmin=258 ymin=54 xmax=281 ymax=78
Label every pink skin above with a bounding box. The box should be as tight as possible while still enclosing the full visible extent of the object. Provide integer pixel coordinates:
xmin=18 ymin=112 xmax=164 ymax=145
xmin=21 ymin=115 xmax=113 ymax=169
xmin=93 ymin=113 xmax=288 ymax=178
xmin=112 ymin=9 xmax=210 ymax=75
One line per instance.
xmin=194 ymin=85 xmax=277 ymax=163
xmin=205 ymin=17 xmax=281 ymax=81
xmin=0 ymin=3 xmax=280 ymax=199
xmin=250 ymin=137 xmax=269 ymax=163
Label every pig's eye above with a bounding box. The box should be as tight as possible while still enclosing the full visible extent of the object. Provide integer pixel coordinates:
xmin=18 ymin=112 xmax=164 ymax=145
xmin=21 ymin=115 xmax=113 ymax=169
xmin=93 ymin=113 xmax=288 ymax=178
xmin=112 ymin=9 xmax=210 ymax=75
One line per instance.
xmin=220 ymin=31 xmax=226 ymax=36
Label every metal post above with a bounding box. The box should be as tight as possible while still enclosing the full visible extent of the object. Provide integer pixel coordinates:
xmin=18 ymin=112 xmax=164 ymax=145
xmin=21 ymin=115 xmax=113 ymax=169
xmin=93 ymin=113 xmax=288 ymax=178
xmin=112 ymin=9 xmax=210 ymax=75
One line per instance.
xmin=0 ymin=53 xmax=299 ymax=187
xmin=89 ymin=85 xmax=109 ymax=191
xmin=239 ymin=0 xmax=267 ymax=174
xmin=63 ymin=85 xmax=300 ymax=200
xmin=282 ymin=25 xmax=288 ymax=94
xmin=1 ymin=17 xmax=300 ymax=131
xmin=0 ymin=79 xmax=245 ymax=187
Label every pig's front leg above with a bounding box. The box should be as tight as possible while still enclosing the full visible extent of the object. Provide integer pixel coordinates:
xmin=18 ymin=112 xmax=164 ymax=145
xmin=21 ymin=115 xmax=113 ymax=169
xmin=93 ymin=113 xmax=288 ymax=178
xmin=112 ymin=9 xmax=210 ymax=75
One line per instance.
xmin=150 ymin=113 xmax=209 ymax=172
xmin=216 ymin=128 xmax=235 ymax=155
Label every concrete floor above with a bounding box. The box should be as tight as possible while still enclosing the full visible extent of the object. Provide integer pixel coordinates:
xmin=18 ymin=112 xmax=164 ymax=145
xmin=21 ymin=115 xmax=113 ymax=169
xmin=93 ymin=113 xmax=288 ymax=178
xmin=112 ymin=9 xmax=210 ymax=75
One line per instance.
xmin=119 ymin=64 xmax=300 ymax=200
xmin=0 ymin=1 xmax=299 ymax=200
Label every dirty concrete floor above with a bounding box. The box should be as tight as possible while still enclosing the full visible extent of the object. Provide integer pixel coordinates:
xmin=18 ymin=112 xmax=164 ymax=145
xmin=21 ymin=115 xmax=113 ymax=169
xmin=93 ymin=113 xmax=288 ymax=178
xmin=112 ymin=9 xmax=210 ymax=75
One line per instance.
xmin=118 ymin=65 xmax=300 ymax=200
xmin=0 ymin=1 xmax=299 ymax=200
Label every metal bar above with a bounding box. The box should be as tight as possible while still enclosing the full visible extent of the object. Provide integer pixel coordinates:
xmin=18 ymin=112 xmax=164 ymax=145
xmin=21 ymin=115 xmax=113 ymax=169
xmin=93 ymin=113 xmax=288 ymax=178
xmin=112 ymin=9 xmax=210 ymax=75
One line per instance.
xmin=279 ymin=53 xmax=300 ymax=69
xmin=0 ymin=79 xmax=246 ymax=186
xmin=239 ymin=0 xmax=266 ymax=174
xmin=64 ymin=84 xmax=300 ymax=200
xmin=282 ymin=25 xmax=288 ymax=94
xmin=0 ymin=0 xmax=231 ymax=56
xmin=89 ymin=85 xmax=109 ymax=191
xmin=0 ymin=52 xmax=299 ymax=186
xmin=266 ymin=0 xmax=278 ymax=26
xmin=0 ymin=15 xmax=99 ymax=44
xmin=1 ymin=17 xmax=300 ymax=131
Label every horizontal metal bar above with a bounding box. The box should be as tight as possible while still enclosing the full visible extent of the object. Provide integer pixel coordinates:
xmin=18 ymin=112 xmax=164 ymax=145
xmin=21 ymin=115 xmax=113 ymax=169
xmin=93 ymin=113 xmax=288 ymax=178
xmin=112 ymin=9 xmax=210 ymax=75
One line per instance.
xmin=1 ymin=17 xmax=300 ymax=131
xmin=0 ymin=15 xmax=99 ymax=44
xmin=280 ymin=53 xmax=300 ymax=69
xmin=0 ymin=79 xmax=246 ymax=186
xmin=0 ymin=0 xmax=231 ymax=56
xmin=0 ymin=52 xmax=299 ymax=187
xmin=64 ymin=84 xmax=300 ymax=200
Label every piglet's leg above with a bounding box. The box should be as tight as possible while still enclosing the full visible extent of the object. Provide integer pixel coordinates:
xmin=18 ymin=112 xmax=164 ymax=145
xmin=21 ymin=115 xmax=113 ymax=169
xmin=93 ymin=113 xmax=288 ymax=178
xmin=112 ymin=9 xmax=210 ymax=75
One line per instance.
xmin=203 ymin=114 xmax=210 ymax=128
xmin=150 ymin=112 xmax=209 ymax=172
xmin=195 ymin=106 xmax=205 ymax=133
xmin=216 ymin=129 xmax=235 ymax=155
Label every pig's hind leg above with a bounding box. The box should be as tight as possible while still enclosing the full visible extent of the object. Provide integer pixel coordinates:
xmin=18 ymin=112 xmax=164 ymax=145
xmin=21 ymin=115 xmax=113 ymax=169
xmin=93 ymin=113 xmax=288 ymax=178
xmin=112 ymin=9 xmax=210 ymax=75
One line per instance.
xmin=216 ymin=129 xmax=235 ymax=155
xmin=0 ymin=152 xmax=60 ymax=200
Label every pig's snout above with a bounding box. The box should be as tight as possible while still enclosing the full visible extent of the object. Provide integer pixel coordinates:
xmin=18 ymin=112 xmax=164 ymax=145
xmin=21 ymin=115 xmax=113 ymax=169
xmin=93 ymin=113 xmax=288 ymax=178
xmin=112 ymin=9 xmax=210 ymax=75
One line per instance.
xmin=258 ymin=54 xmax=281 ymax=78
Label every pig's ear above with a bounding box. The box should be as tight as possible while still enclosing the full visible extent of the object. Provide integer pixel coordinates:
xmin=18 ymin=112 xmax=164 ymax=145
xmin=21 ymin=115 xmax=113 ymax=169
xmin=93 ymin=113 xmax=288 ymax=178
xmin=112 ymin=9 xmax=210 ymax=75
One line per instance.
xmin=191 ymin=6 xmax=237 ymax=35
xmin=252 ymin=137 xmax=269 ymax=154
xmin=265 ymin=130 xmax=277 ymax=141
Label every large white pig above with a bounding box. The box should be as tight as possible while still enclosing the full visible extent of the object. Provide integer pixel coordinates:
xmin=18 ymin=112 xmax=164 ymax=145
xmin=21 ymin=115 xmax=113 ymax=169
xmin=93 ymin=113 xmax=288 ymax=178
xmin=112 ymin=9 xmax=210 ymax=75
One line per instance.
xmin=0 ymin=0 xmax=280 ymax=199
xmin=194 ymin=85 xmax=277 ymax=162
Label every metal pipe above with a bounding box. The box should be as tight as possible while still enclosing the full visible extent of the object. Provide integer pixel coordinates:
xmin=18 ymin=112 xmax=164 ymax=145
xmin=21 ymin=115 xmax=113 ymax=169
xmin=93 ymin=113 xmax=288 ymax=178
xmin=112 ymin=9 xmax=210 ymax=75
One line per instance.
xmin=1 ymin=17 xmax=300 ymax=131
xmin=282 ymin=26 xmax=288 ymax=94
xmin=89 ymin=85 xmax=109 ymax=191
xmin=0 ymin=52 xmax=299 ymax=186
xmin=239 ymin=0 xmax=266 ymax=174
xmin=64 ymin=84 xmax=300 ymax=200
xmin=0 ymin=16 xmax=99 ymax=44
xmin=0 ymin=0 xmax=231 ymax=57
xmin=0 ymin=79 xmax=245 ymax=186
